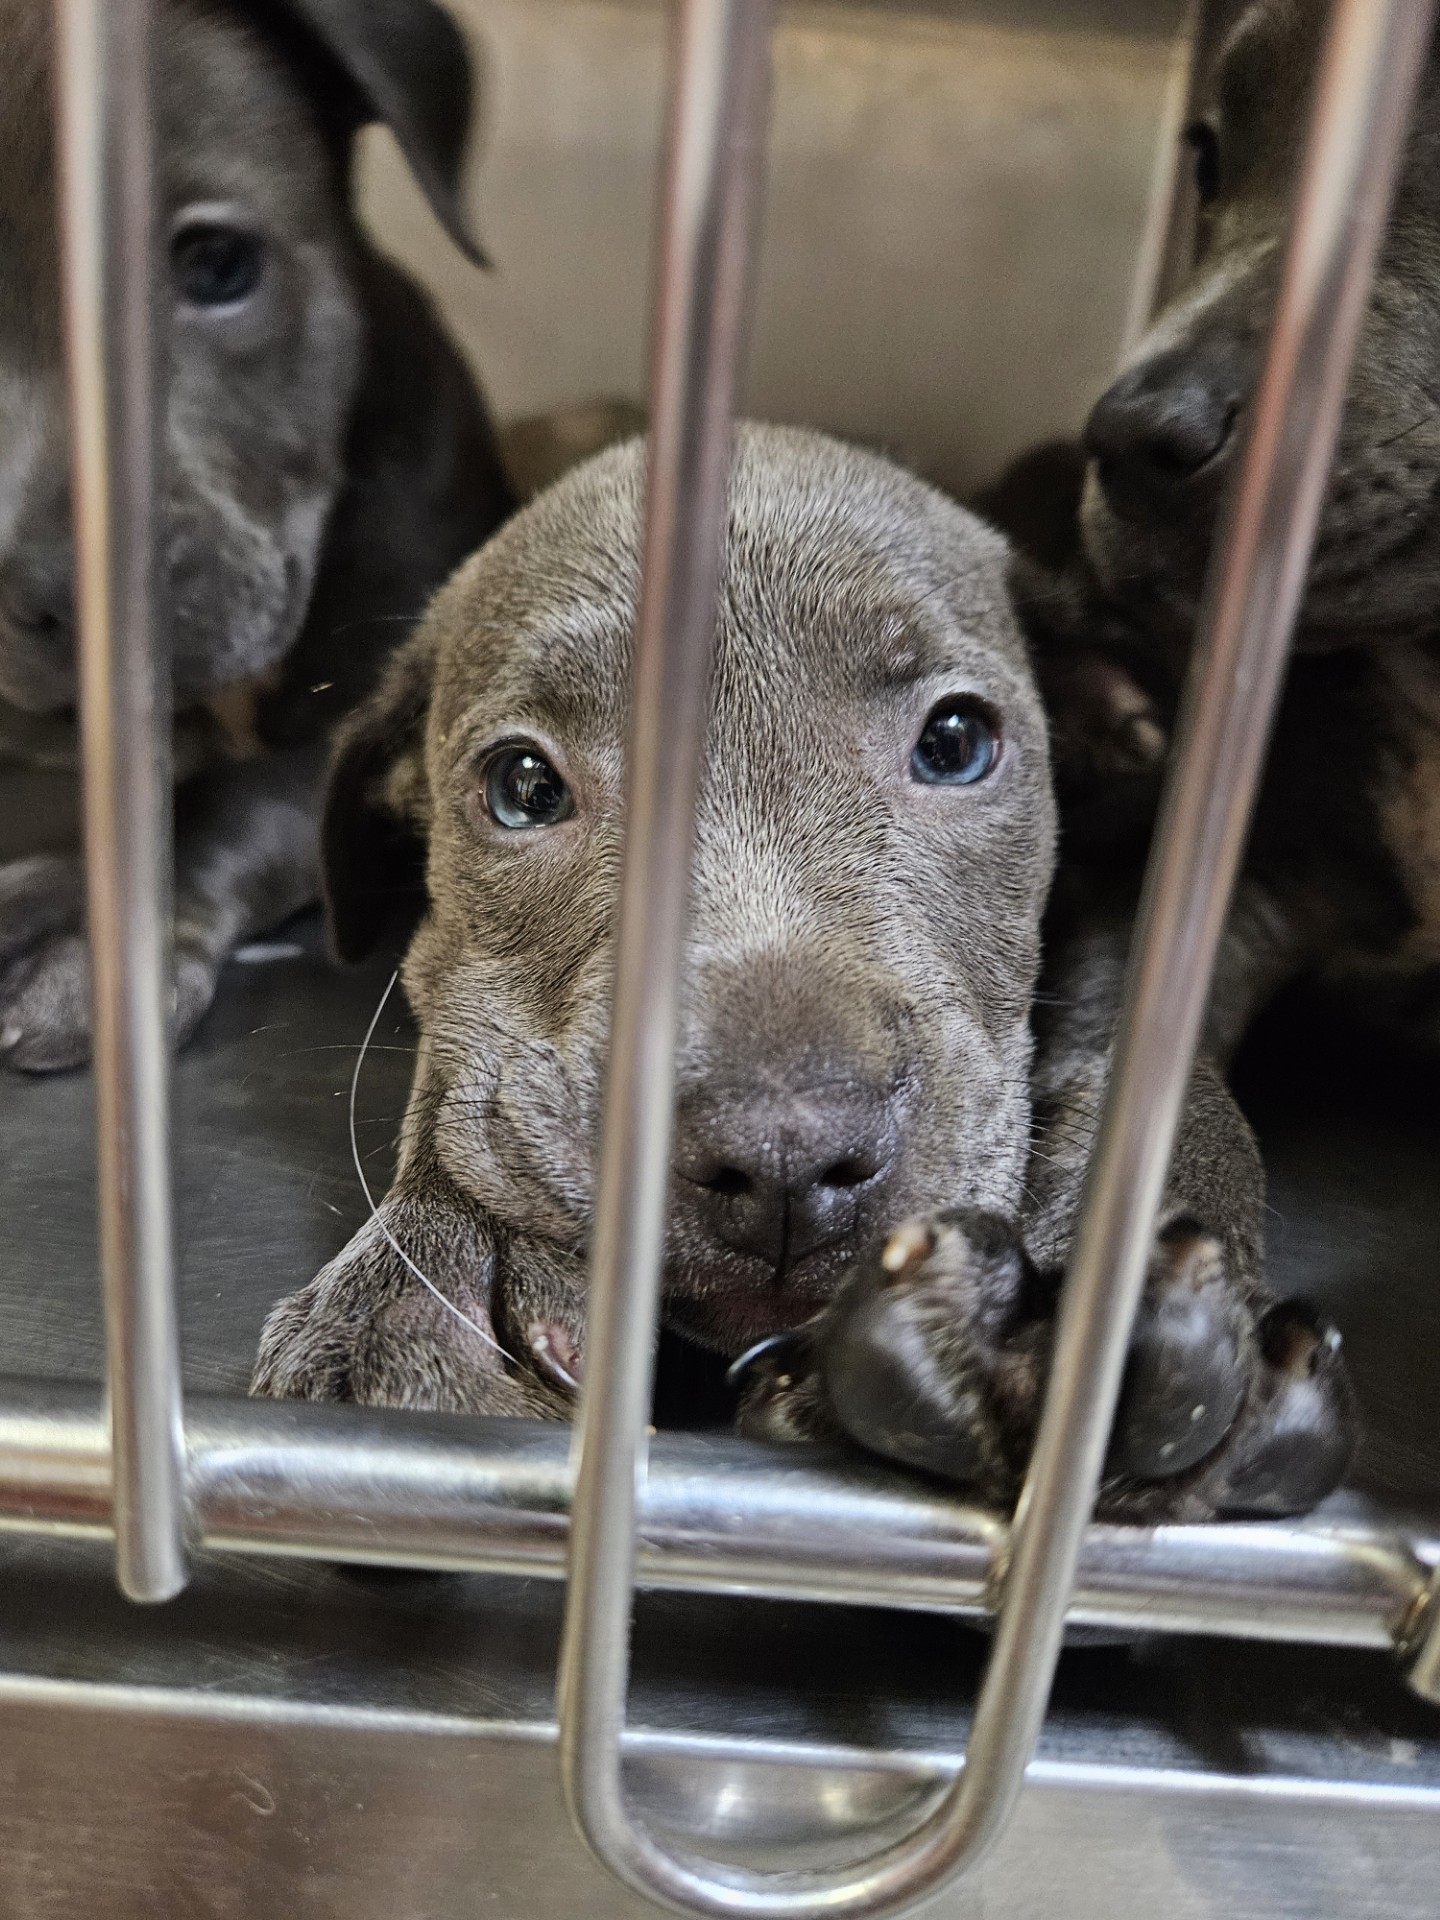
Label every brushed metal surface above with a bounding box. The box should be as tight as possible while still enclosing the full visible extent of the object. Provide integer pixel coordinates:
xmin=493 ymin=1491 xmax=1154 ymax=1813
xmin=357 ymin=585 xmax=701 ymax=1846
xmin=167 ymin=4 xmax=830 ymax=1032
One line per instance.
xmin=0 ymin=1537 xmax=1438 ymax=1917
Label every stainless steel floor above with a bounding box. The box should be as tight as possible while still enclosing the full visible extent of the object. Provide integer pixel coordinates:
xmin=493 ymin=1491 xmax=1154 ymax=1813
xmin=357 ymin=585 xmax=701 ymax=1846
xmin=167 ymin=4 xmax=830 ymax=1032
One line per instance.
xmin=1 ymin=764 xmax=1439 ymax=1914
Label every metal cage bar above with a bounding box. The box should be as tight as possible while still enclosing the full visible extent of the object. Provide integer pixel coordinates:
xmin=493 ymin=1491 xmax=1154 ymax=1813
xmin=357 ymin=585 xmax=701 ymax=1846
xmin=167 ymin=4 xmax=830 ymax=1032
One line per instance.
xmin=53 ymin=0 xmax=187 ymax=1604
xmin=554 ymin=0 xmax=1435 ymax=1914
xmin=0 ymin=1381 xmax=1434 ymax=1657
xmin=557 ymin=0 xmax=776 ymax=1885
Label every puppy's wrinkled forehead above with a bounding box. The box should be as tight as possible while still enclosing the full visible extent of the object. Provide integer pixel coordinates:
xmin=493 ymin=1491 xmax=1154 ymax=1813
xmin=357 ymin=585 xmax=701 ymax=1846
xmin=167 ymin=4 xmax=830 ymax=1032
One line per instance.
xmin=429 ymin=424 xmax=1029 ymax=746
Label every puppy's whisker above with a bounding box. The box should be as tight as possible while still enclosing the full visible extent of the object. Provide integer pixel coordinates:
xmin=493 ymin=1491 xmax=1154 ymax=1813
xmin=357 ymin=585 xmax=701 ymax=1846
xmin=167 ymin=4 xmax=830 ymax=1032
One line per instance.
xmin=1375 ymin=410 xmax=1436 ymax=450
xmin=291 ymin=1042 xmax=418 ymax=1058
xmin=323 ymin=610 xmax=429 ymax=641
xmin=350 ymin=971 xmax=517 ymax=1366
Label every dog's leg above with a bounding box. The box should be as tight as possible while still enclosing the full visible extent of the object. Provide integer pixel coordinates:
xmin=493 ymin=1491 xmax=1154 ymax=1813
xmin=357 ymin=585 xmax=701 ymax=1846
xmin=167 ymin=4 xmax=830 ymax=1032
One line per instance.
xmin=741 ymin=892 xmax=1357 ymax=1519
xmin=252 ymin=1161 xmax=579 ymax=1417
xmin=0 ymin=746 xmax=324 ymax=1072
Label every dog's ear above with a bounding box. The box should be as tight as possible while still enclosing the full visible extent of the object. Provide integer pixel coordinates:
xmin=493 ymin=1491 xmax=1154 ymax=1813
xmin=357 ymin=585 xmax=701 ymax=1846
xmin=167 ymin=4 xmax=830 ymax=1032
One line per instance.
xmin=275 ymin=0 xmax=488 ymax=266
xmin=322 ymin=633 xmax=437 ymax=963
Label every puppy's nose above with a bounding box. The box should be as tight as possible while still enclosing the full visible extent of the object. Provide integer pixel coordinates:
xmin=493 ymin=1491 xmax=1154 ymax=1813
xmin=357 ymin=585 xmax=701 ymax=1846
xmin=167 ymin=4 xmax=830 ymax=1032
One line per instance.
xmin=1085 ymin=351 xmax=1238 ymax=515
xmin=674 ymin=1090 xmax=894 ymax=1270
xmin=0 ymin=548 xmax=74 ymax=645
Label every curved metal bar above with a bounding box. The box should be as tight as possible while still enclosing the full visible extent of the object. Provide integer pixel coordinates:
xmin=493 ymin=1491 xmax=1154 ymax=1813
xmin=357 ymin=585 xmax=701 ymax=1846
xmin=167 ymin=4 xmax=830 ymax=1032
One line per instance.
xmin=556 ymin=0 xmax=776 ymax=1885
xmin=556 ymin=0 xmax=1434 ymax=1913
xmin=53 ymin=0 xmax=188 ymax=1603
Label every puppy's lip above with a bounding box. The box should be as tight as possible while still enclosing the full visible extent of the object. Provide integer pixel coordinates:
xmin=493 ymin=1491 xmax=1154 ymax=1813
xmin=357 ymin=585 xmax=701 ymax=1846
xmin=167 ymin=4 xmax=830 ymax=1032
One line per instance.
xmin=664 ymin=1247 xmax=855 ymax=1351
xmin=527 ymin=1321 xmax=584 ymax=1398
xmin=667 ymin=1293 xmax=819 ymax=1353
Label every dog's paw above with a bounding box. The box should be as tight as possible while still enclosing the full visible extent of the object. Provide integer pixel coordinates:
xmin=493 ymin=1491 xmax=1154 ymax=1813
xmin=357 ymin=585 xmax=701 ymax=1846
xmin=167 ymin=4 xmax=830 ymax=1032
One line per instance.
xmin=735 ymin=1208 xmax=1355 ymax=1520
xmin=251 ymin=1205 xmax=573 ymax=1417
xmin=0 ymin=855 xmax=223 ymax=1071
xmin=0 ymin=856 xmax=90 ymax=1072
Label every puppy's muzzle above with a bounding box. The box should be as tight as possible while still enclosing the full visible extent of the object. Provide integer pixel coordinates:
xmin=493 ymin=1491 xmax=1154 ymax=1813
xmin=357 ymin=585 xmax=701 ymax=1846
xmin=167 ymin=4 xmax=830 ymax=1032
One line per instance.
xmin=1084 ymin=342 xmax=1242 ymax=528
xmin=672 ymin=1079 xmax=898 ymax=1271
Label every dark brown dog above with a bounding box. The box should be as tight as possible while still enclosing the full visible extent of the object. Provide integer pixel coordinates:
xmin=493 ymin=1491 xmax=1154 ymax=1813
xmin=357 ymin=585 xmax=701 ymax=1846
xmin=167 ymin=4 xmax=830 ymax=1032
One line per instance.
xmin=993 ymin=2 xmax=1440 ymax=1062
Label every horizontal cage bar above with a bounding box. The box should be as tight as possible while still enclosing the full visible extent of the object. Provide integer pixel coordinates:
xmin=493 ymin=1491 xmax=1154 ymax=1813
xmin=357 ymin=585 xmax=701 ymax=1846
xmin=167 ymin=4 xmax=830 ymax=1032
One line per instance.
xmin=0 ymin=1383 xmax=1432 ymax=1656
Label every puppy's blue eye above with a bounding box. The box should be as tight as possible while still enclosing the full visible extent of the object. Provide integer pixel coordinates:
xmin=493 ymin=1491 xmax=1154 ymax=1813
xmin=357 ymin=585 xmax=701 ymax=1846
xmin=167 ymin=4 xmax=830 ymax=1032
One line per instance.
xmin=911 ymin=700 xmax=999 ymax=786
xmin=485 ymin=747 xmax=573 ymax=829
xmin=171 ymin=222 xmax=265 ymax=307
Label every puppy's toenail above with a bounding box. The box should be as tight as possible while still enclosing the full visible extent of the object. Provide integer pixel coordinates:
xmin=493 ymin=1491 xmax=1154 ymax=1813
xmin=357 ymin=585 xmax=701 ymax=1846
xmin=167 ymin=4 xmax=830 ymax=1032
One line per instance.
xmin=1191 ymin=1404 xmax=1206 ymax=1423
xmin=0 ymin=1024 xmax=19 ymax=1048
xmin=882 ymin=1219 xmax=934 ymax=1280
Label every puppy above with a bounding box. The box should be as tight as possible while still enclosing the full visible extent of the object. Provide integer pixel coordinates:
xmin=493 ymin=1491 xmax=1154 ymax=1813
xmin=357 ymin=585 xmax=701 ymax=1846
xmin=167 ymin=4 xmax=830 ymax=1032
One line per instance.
xmin=254 ymin=425 xmax=1352 ymax=1521
xmin=0 ymin=0 xmax=512 ymax=1070
xmin=1084 ymin=0 xmax=1440 ymax=655
xmin=1006 ymin=1 xmax=1440 ymax=1052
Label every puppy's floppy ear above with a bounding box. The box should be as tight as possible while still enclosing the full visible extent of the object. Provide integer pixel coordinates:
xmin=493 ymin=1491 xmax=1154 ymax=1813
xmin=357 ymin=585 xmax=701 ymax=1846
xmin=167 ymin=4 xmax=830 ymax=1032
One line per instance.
xmin=273 ymin=0 xmax=489 ymax=266
xmin=323 ymin=632 xmax=437 ymax=963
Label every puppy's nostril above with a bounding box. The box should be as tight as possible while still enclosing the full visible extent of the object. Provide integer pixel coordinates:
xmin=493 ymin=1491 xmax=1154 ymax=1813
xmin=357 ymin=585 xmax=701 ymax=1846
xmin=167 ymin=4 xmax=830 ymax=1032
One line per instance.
xmin=819 ymin=1156 xmax=874 ymax=1190
xmin=705 ymin=1165 xmax=754 ymax=1198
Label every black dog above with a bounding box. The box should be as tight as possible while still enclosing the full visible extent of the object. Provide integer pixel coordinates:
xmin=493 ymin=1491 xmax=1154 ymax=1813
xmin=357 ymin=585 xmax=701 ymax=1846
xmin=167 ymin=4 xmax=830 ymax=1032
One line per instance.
xmin=1005 ymin=1 xmax=1440 ymax=1040
xmin=0 ymin=0 xmax=512 ymax=1070
xmin=948 ymin=0 xmax=1440 ymax=1519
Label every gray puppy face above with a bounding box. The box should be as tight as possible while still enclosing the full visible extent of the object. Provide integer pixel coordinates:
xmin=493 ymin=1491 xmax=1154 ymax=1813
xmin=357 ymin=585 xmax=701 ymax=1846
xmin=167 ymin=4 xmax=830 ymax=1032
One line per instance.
xmin=356 ymin=427 xmax=1056 ymax=1357
xmin=1082 ymin=1 xmax=1440 ymax=647
xmin=0 ymin=0 xmax=363 ymax=712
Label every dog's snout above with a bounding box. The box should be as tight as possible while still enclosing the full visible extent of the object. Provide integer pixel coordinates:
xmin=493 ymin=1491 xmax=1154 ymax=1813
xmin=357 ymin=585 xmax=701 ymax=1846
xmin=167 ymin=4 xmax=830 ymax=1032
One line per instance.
xmin=675 ymin=1087 xmax=895 ymax=1271
xmin=1084 ymin=352 xmax=1238 ymax=516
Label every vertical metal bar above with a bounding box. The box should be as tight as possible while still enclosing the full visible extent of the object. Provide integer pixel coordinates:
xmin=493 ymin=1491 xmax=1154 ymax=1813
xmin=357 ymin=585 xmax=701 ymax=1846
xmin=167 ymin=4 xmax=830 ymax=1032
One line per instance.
xmin=981 ymin=0 xmax=1434 ymax=1866
xmin=53 ymin=0 xmax=187 ymax=1603
xmin=557 ymin=0 xmax=773 ymax=1884
xmin=558 ymin=0 xmax=1431 ymax=1913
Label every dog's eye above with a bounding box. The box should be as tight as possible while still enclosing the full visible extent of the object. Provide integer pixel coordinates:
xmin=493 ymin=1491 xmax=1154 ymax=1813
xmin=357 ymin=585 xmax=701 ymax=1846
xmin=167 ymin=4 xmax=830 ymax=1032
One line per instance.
xmin=171 ymin=222 xmax=265 ymax=307
xmin=1184 ymin=120 xmax=1221 ymax=205
xmin=911 ymin=699 xmax=999 ymax=786
xmin=484 ymin=747 xmax=573 ymax=829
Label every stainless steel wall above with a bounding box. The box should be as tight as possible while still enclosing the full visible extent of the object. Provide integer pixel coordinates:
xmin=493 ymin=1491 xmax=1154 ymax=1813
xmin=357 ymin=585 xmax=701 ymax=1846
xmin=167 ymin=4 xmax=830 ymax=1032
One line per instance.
xmin=357 ymin=0 xmax=1191 ymax=495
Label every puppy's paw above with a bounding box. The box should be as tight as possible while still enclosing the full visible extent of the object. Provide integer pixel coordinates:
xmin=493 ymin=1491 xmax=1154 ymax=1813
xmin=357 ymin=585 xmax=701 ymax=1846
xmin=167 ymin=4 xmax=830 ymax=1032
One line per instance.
xmin=735 ymin=1210 xmax=1045 ymax=1498
xmin=1102 ymin=1225 xmax=1355 ymax=1520
xmin=0 ymin=856 xmax=223 ymax=1071
xmin=738 ymin=1209 xmax=1355 ymax=1521
xmin=0 ymin=856 xmax=89 ymax=1072
xmin=1186 ymin=1298 xmax=1357 ymax=1518
xmin=251 ymin=1205 xmax=572 ymax=1418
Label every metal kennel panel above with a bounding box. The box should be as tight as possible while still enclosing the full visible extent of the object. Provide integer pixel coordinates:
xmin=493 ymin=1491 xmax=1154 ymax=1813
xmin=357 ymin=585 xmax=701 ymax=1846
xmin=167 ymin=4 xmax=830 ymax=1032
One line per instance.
xmin=1 ymin=0 xmax=1436 ymax=1914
